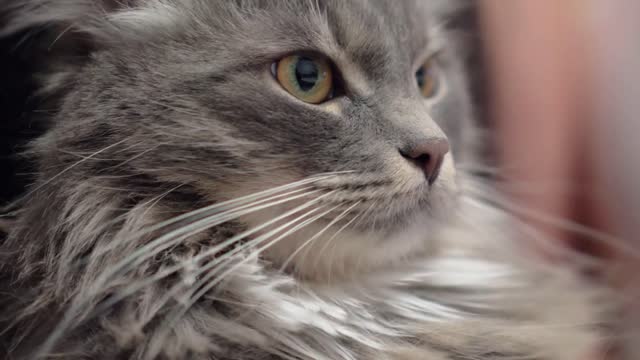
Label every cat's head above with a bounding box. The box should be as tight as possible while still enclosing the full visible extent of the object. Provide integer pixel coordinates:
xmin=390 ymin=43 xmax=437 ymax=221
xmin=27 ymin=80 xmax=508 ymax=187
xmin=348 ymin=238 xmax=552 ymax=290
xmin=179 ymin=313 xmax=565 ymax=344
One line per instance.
xmin=6 ymin=0 xmax=475 ymax=279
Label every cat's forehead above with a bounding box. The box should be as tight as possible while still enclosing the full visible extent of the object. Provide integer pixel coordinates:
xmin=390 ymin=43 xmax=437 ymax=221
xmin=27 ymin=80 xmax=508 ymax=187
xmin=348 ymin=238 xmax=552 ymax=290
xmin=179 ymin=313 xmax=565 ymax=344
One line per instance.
xmin=320 ymin=0 xmax=443 ymax=72
xmin=323 ymin=0 xmax=440 ymax=51
xmin=195 ymin=0 xmax=453 ymax=80
xmin=294 ymin=0 xmax=442 ymax=57
xmin=191 ymin=2 xmax=446 ymax=58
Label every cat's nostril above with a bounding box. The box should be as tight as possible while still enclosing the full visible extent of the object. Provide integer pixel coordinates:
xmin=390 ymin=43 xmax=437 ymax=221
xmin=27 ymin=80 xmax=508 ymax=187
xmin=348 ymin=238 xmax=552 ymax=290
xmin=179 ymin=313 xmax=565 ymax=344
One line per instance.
xmin=400 ymin=138 xmax=450 ymax=185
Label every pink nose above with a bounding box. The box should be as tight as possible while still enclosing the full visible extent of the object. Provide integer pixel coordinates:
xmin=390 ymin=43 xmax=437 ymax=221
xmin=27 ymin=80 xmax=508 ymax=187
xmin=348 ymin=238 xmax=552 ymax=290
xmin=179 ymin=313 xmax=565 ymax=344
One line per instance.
xmin=400 ymin=138 xmax=450 ymax=185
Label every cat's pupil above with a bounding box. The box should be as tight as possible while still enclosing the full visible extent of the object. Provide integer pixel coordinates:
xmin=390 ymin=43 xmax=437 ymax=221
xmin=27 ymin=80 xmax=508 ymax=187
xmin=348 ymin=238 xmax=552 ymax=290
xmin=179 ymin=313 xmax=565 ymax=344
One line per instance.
xmin=415 ymin=67 xmax=426 ymax=89
xmin=295 ymin=57 xmax=319 ymax=91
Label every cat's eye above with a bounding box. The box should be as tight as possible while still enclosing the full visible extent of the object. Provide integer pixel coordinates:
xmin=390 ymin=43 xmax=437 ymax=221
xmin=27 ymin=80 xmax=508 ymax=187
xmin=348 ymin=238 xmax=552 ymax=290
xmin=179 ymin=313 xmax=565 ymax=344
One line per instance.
xmin=272 ymin=54 xmax=334 ymax=104
xmin=415 ymin=59 xmax=440 ymax=98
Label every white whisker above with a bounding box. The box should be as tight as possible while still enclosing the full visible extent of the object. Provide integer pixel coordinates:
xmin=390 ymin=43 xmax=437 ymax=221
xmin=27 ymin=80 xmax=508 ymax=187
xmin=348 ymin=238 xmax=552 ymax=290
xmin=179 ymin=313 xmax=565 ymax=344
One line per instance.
xmin=88 ymin=189 xmax=329 ymax=312
xmin=91 ymin=184 xmax=318 ymax=263
xmin=325 ymin=212 xmax=366 ymax=285
xmin=323 ymin=200 xmax=377 ymax=282
xmin=144 ymin=203 xmax=332 ymax=359
xmin=179 ymin=190 xmax=339 ymax=295
xmin=279 ymin=201 xmax=361 ymax=274
xmin=35 ymin=179 xmax=337 ymax=357
xmin=23 ymin=138 xmax=130 ymax=199
xmin=118 ymin=174 xmax=335 ymax=241
xmin=112 ymin=189 xmax=323 ymax=276
xmin=90 ymin=189 xmax=337 ymax=327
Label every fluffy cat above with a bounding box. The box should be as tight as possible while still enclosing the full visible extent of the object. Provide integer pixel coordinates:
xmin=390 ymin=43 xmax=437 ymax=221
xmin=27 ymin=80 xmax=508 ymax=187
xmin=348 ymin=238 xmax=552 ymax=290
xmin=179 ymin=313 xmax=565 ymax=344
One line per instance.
xmin=0 ymin=1 xmax=609 ymax=359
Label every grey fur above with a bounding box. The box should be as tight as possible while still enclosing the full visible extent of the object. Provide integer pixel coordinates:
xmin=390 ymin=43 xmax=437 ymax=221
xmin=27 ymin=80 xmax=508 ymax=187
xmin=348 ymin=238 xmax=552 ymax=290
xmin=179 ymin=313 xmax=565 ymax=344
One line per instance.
xmin=0 ymin=1 xmax=608 ymax=359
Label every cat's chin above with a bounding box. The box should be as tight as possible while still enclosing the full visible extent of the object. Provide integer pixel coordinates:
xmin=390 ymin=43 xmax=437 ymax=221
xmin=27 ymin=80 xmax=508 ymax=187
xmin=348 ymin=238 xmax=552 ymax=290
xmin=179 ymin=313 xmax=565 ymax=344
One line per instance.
xmin=240 ymin=163 xmax=460 ymax=282
xmin=258 ymin=208 xmax=445 ymax=282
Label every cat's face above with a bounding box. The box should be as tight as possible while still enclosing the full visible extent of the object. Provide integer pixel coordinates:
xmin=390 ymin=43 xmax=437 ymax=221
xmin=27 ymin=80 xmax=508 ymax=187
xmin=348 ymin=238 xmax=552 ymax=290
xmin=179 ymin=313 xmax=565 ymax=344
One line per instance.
xmin=39 ymin=0 xmax=473 ymax=278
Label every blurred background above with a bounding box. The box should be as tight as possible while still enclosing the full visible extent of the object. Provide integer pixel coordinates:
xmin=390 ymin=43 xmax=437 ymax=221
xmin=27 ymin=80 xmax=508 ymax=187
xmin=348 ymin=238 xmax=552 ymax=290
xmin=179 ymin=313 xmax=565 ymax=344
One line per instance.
xmin=1 ymin=1 xmax=638 ymax=358
xmin=480 ymin=1 xmax=639 ymax=359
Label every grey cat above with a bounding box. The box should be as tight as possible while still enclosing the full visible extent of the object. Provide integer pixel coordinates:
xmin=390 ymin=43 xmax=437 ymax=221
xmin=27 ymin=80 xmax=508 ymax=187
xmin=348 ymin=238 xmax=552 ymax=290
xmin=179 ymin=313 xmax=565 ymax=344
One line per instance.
xmin=0 ymin=1 xmax=608 ymax=359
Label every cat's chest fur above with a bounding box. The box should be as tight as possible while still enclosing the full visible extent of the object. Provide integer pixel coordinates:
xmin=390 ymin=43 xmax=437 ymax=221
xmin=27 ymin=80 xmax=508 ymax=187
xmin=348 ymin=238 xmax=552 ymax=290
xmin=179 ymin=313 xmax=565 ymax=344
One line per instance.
xmin=0 ymin=193 xmax=605 ymax=360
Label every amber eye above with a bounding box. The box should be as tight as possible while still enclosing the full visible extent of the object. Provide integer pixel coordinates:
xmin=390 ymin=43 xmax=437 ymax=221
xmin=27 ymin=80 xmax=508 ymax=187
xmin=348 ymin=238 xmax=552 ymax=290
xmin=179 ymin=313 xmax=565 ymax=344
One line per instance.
xmin=415 ymin=59 xmax=440 ymax=98
xmin=273 ymin=54 xmax=334 ymax=104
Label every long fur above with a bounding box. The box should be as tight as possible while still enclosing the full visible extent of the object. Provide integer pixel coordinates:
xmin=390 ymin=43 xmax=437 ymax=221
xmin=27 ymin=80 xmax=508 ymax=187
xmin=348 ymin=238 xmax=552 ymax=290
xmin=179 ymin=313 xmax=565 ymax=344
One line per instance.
xmin=0 ymin=1 xmax=611 ymax=359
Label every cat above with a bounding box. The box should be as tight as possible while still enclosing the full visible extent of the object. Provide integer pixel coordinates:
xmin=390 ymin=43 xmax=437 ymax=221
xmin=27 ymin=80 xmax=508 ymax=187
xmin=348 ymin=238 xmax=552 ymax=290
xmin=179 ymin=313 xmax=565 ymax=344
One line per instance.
xmin=0 ymin=1 xmax=609 ymax=359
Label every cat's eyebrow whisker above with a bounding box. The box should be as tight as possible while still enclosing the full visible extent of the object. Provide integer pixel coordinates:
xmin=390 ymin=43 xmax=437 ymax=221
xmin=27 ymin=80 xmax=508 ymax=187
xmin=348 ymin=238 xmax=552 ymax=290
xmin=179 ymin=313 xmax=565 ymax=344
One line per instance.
xmin=279 ymin=201 xmax=361 ymax=274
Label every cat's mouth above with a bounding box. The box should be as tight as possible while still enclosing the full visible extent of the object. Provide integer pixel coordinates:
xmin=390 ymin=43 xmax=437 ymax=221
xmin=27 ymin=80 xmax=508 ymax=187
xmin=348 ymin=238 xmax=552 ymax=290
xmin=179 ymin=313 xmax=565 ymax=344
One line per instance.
xmin=248 ymin=184 xmax=454 ymax=279
xmin=305 ymin=173 xmax=458 ymax=233
xmin=231 ymin=167 xmax=458 ymax=279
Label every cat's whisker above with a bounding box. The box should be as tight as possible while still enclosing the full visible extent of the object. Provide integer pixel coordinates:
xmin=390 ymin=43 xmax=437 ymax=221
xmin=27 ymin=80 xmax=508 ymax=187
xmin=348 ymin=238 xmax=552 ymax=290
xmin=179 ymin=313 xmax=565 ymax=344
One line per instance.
xmin=139 ymin=183 xmax=186 ymax=218
xmin=279 ymin=201 xmax=361 ymax=274
xmin=322 ymin=199 xmax=380 ymax=282
xmin=115 ymin=172 xmax=345 ymax=240
xmin=323 ymin=208 xmax=367 ymax=285
xmin=187 ymin=203 xmax=337 ymax=301
xmin=127 ymin=173 xmax=338 ymax=234
xmin=182 ymin=190 xmax=340 ymax=290
xmin=90 ymin=183 xmax=319 ymax=263
xmin=37 ymin=186 xmax=333 ymax=358
xmin=20 ymin=137 xmax=131 ymax=200
xmin=89 ymin=190 xmax=337 ymax=323
xmin=96 ymin=188 xmax=324 ymax=289
xmin=144 ymin=204 xmax=331 ymax=359
xmin=90 ymin=172 xmax=349 ymax=275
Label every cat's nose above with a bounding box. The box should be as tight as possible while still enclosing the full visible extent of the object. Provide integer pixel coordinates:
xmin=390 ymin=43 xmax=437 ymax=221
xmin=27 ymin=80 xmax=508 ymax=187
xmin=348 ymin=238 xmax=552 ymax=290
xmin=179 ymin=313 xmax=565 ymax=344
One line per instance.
xmin=399 ymin=138 xmax=450 ymax=185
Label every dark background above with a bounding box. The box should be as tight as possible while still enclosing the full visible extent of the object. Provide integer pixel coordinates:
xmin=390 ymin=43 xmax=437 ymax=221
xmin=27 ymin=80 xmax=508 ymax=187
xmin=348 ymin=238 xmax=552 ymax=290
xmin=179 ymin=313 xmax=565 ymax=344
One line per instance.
xmin=1 ymin=33 xmax=35 ymax=206
xmin=1 ymin=30 xmax=55 ymax=206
